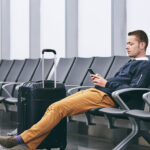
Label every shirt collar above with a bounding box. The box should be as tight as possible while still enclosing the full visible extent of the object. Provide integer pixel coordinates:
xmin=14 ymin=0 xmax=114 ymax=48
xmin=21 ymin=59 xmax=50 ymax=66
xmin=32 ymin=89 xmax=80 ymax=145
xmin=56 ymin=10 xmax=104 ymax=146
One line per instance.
xmin=132 ymin=57 xmax=149 ymax=61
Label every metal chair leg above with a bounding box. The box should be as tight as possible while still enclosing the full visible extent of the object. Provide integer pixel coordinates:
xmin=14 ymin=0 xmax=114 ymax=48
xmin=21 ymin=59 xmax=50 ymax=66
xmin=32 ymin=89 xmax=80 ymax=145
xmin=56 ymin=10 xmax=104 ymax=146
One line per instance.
xmin=113 ymin=118 xmax=139 ymax=150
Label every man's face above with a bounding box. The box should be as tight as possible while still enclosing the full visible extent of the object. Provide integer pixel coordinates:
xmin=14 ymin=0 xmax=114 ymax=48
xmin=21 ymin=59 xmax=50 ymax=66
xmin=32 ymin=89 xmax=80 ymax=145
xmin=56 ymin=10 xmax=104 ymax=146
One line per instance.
xmin=126 ymin=35 xmax=142 ymax=58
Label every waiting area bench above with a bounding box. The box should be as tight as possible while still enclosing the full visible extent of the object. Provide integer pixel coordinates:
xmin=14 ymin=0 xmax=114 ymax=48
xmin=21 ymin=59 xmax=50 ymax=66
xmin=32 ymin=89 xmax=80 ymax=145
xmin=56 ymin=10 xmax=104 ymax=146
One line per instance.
xmin=0 ymin=55 xmax=150 ymax=150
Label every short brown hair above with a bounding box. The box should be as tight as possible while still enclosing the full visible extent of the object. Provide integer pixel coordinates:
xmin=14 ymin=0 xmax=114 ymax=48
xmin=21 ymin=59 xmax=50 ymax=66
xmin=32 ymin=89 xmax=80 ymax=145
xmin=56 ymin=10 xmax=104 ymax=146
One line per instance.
xmin=128 ymin=30 xmax=148 ymax=50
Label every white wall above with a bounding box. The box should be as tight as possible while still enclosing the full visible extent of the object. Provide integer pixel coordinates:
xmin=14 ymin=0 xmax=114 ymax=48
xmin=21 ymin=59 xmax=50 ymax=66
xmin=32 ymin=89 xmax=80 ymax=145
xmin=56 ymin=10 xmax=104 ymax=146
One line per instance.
xmin=78 ymin=0 xmax=112 ymax=57
xmin=40 ymin=0 xmax=65 ymax=59
xmin=10 ymin=0 xmax=29 ymax=59
xmin=127 ymin=0 xmax=150 ymax=55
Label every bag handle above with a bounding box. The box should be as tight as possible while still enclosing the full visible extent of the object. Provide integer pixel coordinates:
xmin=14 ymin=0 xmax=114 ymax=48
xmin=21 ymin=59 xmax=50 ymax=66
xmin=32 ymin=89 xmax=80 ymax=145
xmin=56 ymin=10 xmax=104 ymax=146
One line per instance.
xmin=42 ymin=49 xmax=57 ymax=88
xmin=42 ymin=49 xmax=56 ymax=55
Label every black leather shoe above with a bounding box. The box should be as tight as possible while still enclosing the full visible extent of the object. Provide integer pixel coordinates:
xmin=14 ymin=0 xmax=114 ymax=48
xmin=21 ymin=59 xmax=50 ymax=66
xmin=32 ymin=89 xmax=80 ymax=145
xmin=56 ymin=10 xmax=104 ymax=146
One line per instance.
xmin=0 ymin=136 xmax=17 ymax=148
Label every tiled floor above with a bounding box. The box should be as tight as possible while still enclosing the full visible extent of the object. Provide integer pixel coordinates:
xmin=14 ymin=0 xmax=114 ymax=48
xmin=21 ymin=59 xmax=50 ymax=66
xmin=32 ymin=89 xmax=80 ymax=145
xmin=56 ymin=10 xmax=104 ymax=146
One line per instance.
xmin=0 ymin=111 xmax=150 ymax=150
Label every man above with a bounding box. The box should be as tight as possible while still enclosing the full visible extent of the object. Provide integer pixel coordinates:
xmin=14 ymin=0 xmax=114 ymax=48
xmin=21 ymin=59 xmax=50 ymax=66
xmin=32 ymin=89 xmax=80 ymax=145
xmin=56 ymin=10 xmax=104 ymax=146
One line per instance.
xmin=1 ymin=30 xmax=150 ymax=150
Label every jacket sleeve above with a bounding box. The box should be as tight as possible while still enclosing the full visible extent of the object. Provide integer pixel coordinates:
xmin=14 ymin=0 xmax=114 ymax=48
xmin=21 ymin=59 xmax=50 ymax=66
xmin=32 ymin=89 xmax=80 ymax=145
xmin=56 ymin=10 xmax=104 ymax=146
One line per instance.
xmin=105 ymin=63 xmax=150 ymax=91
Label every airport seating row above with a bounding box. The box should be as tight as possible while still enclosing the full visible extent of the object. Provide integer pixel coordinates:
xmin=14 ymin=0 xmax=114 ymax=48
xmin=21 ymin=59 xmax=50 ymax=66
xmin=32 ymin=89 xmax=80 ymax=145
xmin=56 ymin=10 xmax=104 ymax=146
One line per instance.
xmin=0 ymin=55 xmax=150 ymax=150
xmin=0 ymin=56 xmax=127 ymax=110
xmin=64 ymin=56 xmax=150 ymax=150
xmin=0 ymin=58 xmax=54 ymax=111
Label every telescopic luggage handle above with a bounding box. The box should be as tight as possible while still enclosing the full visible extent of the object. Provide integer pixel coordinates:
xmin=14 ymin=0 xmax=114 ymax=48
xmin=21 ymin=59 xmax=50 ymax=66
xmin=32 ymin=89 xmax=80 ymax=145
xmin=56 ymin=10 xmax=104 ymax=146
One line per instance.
xmin=42 ymin=49 xmax=57 ymax=88
xmin=42 ymin=49 xmax=56 ymax=55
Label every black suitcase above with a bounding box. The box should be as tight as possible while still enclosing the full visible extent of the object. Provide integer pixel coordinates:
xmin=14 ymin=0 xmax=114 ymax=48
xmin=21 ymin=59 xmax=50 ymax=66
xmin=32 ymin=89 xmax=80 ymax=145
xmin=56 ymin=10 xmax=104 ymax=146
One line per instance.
xmin=17 ymin=49 xmax=67 ymax=150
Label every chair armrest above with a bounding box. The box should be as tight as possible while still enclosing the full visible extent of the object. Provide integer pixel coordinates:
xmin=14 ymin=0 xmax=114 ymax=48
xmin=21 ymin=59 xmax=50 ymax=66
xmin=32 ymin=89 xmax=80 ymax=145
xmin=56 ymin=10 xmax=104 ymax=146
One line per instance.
xmin=15 ymin=83 xmax=24 ymax=90
xmin=112 ymin=88 xmax=150 ymax=110
xmin=2 ymin=82 xmax=23 ymax=88
xmin=67 ymin=85 xmax=94 ymax=95
xmin=2 ymin=82 xmax=23 ymax=97
xmin=143 ymin=91 xmax=150 ymax=108
xmin=0 ymin=81 xmax=9 ymax=84
xmin=65 ymin=84 xmax=80 ymax=89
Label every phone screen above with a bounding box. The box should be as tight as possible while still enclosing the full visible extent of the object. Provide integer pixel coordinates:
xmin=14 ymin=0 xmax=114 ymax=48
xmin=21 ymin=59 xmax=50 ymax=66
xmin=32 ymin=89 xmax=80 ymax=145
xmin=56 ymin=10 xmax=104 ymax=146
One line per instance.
xmin=88 ymin=68 xmax=95 ymax=74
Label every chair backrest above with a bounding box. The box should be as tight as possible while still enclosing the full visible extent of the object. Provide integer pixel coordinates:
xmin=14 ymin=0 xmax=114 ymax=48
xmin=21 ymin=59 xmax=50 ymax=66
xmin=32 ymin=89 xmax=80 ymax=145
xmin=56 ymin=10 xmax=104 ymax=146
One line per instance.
xmin=31 ymin=59 xmax=54 ymax=81
xmin=64 ymin=57 xmax=94 ymax=88
xmin=50 ymin=57 xmax=75 ymax=83
xmin=1 ymin=59 xmax=25 ymax=97
xmin=5 ymin=60 xmax=26 ymax=82
xmin=12 ymin=59 xmax=40 ymax=97
xmin=82 ymin=56 xmax=114 ymax=86
xmin=17 ymin=59 xmax=40 ymax=82
xmin=0 ymin=60 xmax=14 ymax=81
xmin=106 ymin=56 xmax=130 ymax=79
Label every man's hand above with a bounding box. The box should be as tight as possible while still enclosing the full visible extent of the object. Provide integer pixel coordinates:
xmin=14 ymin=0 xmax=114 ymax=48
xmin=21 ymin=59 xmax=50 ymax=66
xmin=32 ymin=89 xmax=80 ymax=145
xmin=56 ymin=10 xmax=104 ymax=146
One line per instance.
xmin=90 ymin=74 xmax=107 ymax=87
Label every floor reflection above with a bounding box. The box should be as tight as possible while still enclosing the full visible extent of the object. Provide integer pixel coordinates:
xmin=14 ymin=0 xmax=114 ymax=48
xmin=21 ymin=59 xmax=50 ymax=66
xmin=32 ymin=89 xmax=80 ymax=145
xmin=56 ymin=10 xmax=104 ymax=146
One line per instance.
xmin=0 ymin=110 xmax=150 ymax=150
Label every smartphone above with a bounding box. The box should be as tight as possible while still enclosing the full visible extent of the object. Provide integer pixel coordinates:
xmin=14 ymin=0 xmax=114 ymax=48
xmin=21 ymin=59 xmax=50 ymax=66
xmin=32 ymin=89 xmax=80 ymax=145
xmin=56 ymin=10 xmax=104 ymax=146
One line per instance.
xmin=88 ymin=68 xmax=95 ymax=74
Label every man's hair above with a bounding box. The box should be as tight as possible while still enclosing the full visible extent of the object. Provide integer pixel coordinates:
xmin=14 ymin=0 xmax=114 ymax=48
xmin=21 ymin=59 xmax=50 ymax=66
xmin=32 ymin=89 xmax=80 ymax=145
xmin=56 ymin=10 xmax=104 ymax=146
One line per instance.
xmin=128 ymin=30 xmax=148 ymax=50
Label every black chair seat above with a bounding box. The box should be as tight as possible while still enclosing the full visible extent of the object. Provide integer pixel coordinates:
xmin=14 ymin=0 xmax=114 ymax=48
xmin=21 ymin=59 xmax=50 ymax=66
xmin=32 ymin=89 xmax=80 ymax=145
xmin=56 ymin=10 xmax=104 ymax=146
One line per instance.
xmin=125 ymin=110 xmax=150 ymax=120
xmin=0 ymin=96 xmax=5 ymax=102
xmin=4 ymin=97 xmax=17 ymax=104
xmin=99 ymin=108 xmax=127 ymax=116
xmin=88 ymin=107 xmax=104 ymax=116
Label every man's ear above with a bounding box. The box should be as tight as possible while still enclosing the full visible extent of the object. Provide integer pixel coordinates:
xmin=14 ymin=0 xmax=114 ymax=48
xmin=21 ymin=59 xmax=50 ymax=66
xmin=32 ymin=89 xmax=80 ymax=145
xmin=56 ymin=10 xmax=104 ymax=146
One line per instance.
xmin=140 ymin=42 xmax=146 ymax=49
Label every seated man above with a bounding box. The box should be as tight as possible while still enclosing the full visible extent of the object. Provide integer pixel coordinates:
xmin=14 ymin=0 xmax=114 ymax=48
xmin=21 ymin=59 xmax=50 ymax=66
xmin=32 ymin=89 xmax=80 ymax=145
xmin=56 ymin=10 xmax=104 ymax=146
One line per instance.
xmin=1 ymin=30 xmax=150 ymax=150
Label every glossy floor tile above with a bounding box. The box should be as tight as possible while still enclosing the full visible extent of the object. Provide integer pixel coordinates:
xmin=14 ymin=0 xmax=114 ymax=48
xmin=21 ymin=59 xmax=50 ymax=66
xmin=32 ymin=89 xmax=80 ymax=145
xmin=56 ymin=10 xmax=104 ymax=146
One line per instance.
xmin=0 ymin=111 xmax=150 ymax=150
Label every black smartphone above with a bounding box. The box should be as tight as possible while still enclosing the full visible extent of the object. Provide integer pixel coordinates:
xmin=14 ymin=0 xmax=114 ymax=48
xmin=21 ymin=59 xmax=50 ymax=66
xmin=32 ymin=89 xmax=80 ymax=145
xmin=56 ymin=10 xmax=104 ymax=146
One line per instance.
xmin=88 ymin=68 xmax=95 ymax=74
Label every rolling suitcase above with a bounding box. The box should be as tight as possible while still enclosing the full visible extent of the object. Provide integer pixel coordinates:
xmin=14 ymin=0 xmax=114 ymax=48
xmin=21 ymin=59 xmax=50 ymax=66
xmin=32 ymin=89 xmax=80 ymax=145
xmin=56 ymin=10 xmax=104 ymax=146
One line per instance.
xmin=17 ymin=49 xmax=67 ymax=150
